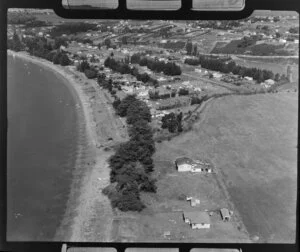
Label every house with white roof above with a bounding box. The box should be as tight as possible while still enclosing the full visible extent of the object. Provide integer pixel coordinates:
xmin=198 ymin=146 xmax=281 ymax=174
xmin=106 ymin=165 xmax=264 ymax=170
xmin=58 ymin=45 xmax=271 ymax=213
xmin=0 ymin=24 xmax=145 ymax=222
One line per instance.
xmin=183 ymin=211 xmax=211 ymax=229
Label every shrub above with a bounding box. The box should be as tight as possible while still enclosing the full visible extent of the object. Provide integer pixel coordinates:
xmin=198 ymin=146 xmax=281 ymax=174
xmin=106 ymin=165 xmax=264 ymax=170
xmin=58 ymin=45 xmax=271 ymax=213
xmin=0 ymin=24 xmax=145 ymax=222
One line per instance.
xmin=52 ymin=53 xmax=61 ymax=65
xmin=77 ymin=60 xmax=90 ymax=72
xmin=178 ymin=88 xmax=189 ymax=96
xmin=113 ymin=194 xmax=145 ymax=212
xmin=115 ymin=94 xmax=138 ymax=117
xmin=59 ymin=54 xmax=71 ymax=66
xmin=84 ymin=68 xmax=97 ymax=79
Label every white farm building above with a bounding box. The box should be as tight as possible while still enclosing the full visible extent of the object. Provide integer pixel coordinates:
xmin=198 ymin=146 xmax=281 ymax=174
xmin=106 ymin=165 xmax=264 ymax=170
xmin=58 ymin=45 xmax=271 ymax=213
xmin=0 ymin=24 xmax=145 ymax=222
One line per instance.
xmin=175 ymin=157 xmax=194 ymax=172
xmin=183 ymin=211 xmax=211 ymax=229
xmin=175 ymin=157 xmax=213 ymax=173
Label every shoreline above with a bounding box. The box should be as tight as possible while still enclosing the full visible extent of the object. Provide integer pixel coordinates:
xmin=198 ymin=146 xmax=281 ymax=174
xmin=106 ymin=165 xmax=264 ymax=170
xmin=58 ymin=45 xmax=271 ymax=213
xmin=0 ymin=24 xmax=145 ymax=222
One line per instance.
xmin=7 ymin=50 xmax=115 ymax=241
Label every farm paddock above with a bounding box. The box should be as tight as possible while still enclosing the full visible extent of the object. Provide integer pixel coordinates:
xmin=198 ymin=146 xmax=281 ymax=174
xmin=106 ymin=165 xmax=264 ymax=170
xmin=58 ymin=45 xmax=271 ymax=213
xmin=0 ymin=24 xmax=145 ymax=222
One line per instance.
xmin=154 ymin=92 xmax=297 ymax=243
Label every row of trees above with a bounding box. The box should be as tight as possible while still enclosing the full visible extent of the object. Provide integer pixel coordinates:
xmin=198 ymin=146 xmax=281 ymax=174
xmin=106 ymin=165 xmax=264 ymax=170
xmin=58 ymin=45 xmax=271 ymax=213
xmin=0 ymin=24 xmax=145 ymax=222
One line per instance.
xmin=186 ymin=42 xmax=198 ymax=56
xmin=104 ymin=95 xmax=156 ymax=212
xmin=8 ymin=12 xmax=49 ymax=27
xmin=50 ymin=22 xmax=98 ymax=37
xmin=131 ymin=53 xmax=182 ymax=76
xmin=193 ymin=20 xmax=241 ymax=30
xmin=148 ymin=89 xmax=176 ymax=100
xmin=104 ymin=56 xmax=158 ymax=85
xmin=185 ymin=56 xmax=276 ymax=83
xmin=148 ymin=87 xmax=190 ymax=101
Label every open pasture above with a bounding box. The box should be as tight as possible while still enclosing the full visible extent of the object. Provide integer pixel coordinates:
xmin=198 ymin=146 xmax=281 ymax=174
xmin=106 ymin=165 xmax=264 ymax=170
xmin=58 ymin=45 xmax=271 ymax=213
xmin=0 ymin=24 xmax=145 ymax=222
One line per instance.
xmin=155 ymin=92 xmax=298 ymax=243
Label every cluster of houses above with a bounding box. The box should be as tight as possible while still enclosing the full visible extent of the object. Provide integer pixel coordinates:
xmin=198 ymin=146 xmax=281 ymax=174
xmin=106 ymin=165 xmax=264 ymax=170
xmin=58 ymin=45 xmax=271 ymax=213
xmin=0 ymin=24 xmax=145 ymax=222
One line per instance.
xmin=170 ymin=157 xmax=233 ymax=231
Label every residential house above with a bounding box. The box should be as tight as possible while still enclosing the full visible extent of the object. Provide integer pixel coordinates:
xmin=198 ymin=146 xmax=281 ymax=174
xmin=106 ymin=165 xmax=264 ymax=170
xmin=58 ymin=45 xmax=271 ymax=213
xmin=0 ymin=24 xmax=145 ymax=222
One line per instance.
xmin=183 ymin=211 xmax=211 ymax=229
xmin=175 ymin=157 xmax=194 ymax=172
xmin=175 ymin=157 xmax=212 ymax=173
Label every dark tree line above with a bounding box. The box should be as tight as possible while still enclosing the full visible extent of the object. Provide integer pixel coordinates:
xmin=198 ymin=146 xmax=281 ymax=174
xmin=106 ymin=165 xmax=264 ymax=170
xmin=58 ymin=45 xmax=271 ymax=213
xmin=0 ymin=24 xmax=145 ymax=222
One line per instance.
xmin=50 ymin=22 xmax=98 ymax=37
xmin=148 ymin=89 xmax=176 ymax=100
xmin=185 ymin=56 xmax=277 ymax=83
xmin=104 ymin=94 xmax=156 ymax=212
xmin=8 ymin=12 xmax=49 ymax=27
xmin=131 ymin=53 xmax=182 ymax=76
xmin=104 ymin=56 xmax=158 ymax=85
xmin=186 ymin=42 xmax=198 ymax=56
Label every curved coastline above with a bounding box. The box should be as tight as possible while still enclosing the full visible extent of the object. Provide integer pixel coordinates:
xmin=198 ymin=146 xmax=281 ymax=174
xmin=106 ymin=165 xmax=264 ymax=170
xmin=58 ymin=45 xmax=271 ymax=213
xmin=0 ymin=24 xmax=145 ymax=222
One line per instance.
xmin=7 ymin=50 xmax=110 ymax=241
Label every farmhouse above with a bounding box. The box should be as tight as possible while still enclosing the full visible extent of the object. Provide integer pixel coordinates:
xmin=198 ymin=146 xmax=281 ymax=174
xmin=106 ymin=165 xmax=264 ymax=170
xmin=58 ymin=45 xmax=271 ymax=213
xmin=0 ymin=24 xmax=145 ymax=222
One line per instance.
xmin=175 ymin=157 xmax=194 ymax=172
xmin=175 ymin=157 xmax=213 ymax=173
xmin=183 ymin=211 xmax=211 ymax=229
xmin=220 ymin=208 xmax=231 ymax=221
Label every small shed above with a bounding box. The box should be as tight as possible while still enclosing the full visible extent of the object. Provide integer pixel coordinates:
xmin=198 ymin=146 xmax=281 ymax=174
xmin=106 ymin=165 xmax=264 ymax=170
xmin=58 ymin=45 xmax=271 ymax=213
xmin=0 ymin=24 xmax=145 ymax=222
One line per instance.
xmin=220 ymin=208 xmax=231 ymax=221
xmin=183 ymin=211 xmax=210 ymax=229
xmin=163 ymin=231 xmax=171 ymax=238
xmin=186 ymin=197 xmax=200 ymax=207
xmin=204 ymin=167 xmax=212 ymax=173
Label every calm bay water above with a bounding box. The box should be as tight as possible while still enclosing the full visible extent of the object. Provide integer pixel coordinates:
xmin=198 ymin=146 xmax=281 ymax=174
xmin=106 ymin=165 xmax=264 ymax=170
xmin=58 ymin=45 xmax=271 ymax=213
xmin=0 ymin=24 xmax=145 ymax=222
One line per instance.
xmin=7 ymin=55 xmax=80 ymax=241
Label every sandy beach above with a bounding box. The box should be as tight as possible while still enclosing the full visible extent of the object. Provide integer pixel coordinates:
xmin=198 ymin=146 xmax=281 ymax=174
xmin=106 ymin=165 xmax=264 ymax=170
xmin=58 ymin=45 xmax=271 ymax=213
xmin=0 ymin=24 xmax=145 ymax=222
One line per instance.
xmin=7 ymin=50 xmax=127 ymax=241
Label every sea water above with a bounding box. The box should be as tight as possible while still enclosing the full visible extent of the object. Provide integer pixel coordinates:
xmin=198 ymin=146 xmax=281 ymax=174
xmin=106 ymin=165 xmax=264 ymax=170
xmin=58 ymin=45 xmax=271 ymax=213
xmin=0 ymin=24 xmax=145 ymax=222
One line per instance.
xmin=7 ymin=55 xmax=80 ymax=241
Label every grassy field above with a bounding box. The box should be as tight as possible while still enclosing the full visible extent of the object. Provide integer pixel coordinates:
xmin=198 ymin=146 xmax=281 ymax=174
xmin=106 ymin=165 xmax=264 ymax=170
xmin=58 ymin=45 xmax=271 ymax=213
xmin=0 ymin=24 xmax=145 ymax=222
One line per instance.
xmin=111 ymin=168 xmax=251 ymax=242
xmin=154 ymin=91 xmax=298 ymax=243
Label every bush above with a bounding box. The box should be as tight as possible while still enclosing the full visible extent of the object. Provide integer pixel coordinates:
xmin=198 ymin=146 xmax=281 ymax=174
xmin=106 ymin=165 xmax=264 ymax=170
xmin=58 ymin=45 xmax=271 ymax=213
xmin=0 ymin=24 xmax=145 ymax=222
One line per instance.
xmin=126 ymin=100 xmax=152 ymax=125
xmin=112 ymin=194 xmax=145 ymax=212
xmin=59 ymin=54 xmax=71 ymax=66
xmin=177 ymin=193 xmax=186 ymax=201
xmin=191 ymin=96 xmax=202 ymax=105
xmin=115 ymin=94 xmax=138 ymax=117
xmin=46 ymin=51 xmax=56 ymax=62
xmin=77 ymin=60 xmax=90 ymax=72
xmin=84 ymin=68 xmax=97 ymax=79
xmin=52 ymin=53 xmax=61 ymax=65
xmin=178 ymin=88 xmax=189 ymax=96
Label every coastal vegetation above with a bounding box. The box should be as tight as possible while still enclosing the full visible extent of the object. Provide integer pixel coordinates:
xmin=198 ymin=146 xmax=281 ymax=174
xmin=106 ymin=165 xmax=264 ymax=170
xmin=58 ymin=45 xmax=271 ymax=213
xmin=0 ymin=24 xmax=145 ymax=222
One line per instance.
xmin=7 ymin=32 xmax=72 ymax=67
xmin=103 ymin=94 xmax=157 ymax=212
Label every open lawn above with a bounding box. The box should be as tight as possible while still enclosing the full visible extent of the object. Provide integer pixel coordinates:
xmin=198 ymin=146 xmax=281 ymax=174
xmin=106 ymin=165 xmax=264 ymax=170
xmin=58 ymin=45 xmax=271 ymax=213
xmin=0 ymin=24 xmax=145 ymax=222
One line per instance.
xmin=154 ymin=92 xmax=298 ymax=243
